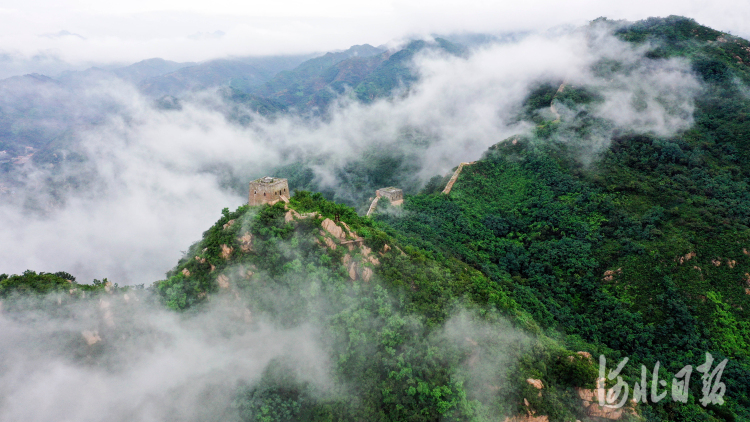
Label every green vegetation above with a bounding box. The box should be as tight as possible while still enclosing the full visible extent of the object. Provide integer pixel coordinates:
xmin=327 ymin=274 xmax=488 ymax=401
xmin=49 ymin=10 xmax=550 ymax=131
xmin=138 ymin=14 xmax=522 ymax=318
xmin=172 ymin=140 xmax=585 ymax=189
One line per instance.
xmin=371 ymin=16 xmax=750 ymax=421
xmin=6 ymin=15 xmax=750 ymax=422
xmin=149 ymin=192 xmax=611 ymax=421
xmin=0 ymin=270 xmax=112 ymax=298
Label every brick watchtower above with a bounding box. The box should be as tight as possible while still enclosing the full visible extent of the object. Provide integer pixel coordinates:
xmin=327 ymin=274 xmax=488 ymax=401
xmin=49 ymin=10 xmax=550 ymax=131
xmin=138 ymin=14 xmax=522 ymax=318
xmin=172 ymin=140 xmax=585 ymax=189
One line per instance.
xmin=248 ymin=176 xmax=290 ymax=206
xmin=375 ymin=187 xmax=403 ymax=205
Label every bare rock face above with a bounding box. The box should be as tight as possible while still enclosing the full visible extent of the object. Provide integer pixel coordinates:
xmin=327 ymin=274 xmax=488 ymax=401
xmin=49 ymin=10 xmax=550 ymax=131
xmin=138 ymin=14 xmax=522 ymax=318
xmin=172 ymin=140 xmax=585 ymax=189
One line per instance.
xmin=220 ymin=244 xmax=233 ymax=260
xmin=217 ymin=274 xmax=230 ymax=289
xmin=362 ymin=267 xmax=374 ymax=282
xmin=81 ymin=330 xmax=101 ymax=346
xmin=223 ymin=219 xmax=236 ymax=230
xmin=586 ymin=403 xmax=623 ymax=420
xmin=238 ymin=233 xmax=253 ymax=252
xmin=676 ymin=252 xmax=696 ymax=264
xmin=576 ymin=387 xmax=596 ymax=402
xmin=348 ymin=262 xmax=358 ymax=280
xmin=99 ymin=299 xmax=115 ymax=328
xmin=321 ymin=218 xmax=344 ymax=239
xmin=503 ymin=398 xmax=549 ymax=422
xmin=340 ymin=221 xmax=357 ymax=238
xmin=182 ymin=268 xmax=191 ymax=277
xmin=284 ymin=210 xmax=300 ymax=223
xmin=602 ymin=268 xmax=622 ymax=281
xmin=576 ymin=383 xmax=634 ymax=420
xmin=324 ymin=237 xmax=337 ymax=250
xmin=577 ymin=351 xmax=593 ymax=360
xmin=503 ymin=416 xmax=548 ymax=422
xmin=527 ymin=379 xmax=544 ymax=389
xmin=361 ymin=245 xmax=380 ymax=265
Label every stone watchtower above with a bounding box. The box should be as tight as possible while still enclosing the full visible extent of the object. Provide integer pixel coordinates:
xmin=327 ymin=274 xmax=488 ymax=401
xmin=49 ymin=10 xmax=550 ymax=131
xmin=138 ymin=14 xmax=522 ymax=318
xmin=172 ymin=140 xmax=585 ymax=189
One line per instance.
xmin=376 ymin=187 xmax=403 ymax=205
xmin=248 ymin=176 xmax=290 ymax=206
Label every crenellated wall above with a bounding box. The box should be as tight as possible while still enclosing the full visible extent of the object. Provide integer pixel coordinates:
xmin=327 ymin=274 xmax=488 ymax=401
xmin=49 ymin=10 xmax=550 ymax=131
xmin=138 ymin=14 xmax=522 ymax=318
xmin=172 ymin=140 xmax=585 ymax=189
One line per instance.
xmin=248 ymin=177 xmax=290 ymax=206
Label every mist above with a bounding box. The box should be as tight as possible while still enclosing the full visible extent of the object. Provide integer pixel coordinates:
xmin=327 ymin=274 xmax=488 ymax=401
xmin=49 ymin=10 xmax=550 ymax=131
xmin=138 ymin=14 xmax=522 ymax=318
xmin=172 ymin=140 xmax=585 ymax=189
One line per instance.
xmin=0 ymin=24 xmax=703 ymax=285
xmin=0 ymin=289 xmax=330 ymax=422
xmin=0 ymin=273 xmax=530 ymax=421
xmin=1 ymin=0 xmax=748 ymax=72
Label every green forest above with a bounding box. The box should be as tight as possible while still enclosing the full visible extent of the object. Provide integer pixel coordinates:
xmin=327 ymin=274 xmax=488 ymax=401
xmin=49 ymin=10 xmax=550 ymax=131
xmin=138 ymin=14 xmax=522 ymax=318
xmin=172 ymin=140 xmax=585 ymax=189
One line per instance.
xmin=3 ymin=15 xmax=750 ymax=422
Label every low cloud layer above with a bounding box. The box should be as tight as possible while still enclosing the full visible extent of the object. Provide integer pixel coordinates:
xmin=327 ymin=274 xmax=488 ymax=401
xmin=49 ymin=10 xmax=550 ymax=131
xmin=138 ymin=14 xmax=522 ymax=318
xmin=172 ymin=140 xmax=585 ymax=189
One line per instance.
xmin=0 ymin=293 xmax=331 ymax=422
xmin=0 ymin=279 xmax=529 ymax=422
xmin=0 ymin=28 xmax=702 ymax=285
xmin=0 ymin=0 xmax=748 ymax=76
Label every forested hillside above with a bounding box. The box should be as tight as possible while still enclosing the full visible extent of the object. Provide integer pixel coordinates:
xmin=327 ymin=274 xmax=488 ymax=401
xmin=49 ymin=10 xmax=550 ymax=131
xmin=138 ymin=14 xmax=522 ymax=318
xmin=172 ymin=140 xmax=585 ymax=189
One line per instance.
xmin=3 ymin=15 xmax=750 ymax=422
xmin=375 ymin=16 xmax=750 ymax=421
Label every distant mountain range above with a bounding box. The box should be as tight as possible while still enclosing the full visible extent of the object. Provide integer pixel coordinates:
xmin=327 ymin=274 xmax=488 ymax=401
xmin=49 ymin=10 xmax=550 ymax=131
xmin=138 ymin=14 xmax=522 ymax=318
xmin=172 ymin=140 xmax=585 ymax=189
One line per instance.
xmin=0 ymin=37 xmax=467 ymax=195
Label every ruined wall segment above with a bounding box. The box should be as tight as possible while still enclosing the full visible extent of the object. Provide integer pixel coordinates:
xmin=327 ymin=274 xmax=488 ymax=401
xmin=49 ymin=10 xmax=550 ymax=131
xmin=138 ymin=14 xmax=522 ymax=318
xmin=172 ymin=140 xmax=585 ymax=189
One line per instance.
xmin=248 ymin=176 xmax=290 ymax=206
xmin=375 ymin=187 xmax=403 ymax=206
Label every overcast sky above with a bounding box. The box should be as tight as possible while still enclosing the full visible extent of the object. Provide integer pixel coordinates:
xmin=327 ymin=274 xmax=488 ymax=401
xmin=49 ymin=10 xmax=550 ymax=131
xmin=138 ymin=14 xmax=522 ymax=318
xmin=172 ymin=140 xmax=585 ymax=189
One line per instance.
xmin=0 ymin=0 xmax=749 ymax=71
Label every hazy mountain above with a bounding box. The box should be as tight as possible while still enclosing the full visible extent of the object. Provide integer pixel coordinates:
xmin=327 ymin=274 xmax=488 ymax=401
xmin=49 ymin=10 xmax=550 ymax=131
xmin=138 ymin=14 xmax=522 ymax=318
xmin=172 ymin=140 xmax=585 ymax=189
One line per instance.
xmin=112 ymin=58 xmax=196 ymax=84
xmin=137 ymin=59 xmax=271 ymax=97
xmin=244 ymin=40 xmax=467 ymax=113
xmin=0 ymin=74 xmax=85 ymax=155
xmin=249 ymin=44 xmax=385 ymax=99
xmin=135 ymin=53 xmax=325 ymax=98
xmin=233 ymin=54 xmax=321 ymax=77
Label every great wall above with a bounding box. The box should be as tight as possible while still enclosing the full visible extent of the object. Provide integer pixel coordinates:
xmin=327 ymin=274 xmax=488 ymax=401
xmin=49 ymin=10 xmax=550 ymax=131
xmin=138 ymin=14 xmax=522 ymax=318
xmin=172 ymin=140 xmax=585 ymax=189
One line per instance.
xmin=441 ymin=162 xmax=475 ymax=195
xmin=249 ymin=159 xmax=475 ymax=215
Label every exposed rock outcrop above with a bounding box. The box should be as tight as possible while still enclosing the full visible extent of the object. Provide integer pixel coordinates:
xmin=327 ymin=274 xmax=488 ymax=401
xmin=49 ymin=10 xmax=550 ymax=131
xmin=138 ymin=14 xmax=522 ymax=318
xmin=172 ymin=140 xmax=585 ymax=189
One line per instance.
xmin=324 ymin=237 xmax=337 ymax=250
xmin=217 ymin=274 xmax=230 ymax=289
xmin=238 ymin=233 xmax=253 ymax=252
xmin=322 ymin=218 xmax=344 ymax=239
xmin=285 ymin=209 xmax=300 ymax=223
xmin=99 ymin=299 xmax=115 ymax=328
xmin=361 ymin=267 xmax=374 ymax=282
xmin=577 ymin=351 xmax=593 ymax=360
xmin=576 ymin=380 xmax=637 ymax=420
xmin=81 ymin=330 xmax=101 ymax=346
xmin=220 ymin=244 xmax=233 ymax=260
xmin=527 ymin=379 xmax=544 ymax=389
xmin=348 ymin=262 xmax=358 ymax=280
xmin=676 ymin=252 xmax=696 ymax=264
xmin=503 ymin=416 xmax=548 ymax=422
xmin=602 ymin=268 xmax=622 ymax=281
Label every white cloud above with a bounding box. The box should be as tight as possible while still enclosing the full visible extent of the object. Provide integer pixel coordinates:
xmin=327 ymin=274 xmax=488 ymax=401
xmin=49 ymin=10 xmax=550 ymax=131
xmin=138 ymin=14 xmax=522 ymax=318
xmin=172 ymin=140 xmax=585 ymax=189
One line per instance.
xmin=0 ymin=29 xmax=701 ymax=284
xmin=0 ymin=0 xmax=748 ymax=74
